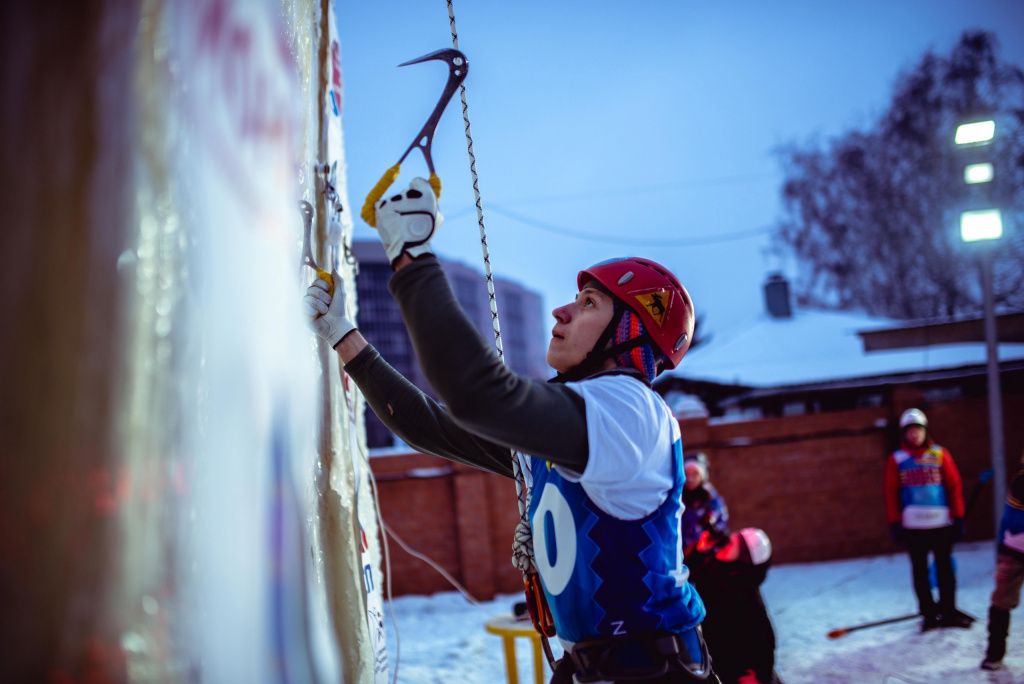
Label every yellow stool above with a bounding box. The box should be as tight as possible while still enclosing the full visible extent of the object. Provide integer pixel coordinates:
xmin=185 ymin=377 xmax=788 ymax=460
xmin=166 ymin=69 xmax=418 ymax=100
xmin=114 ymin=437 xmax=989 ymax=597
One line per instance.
xmin=484 ymin=615 xmax=547 ymax=684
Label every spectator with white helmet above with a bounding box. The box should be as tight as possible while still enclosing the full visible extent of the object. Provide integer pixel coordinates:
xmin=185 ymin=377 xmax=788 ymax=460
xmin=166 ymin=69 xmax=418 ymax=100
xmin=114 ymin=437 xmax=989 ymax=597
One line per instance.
xmin=682 ymin=452 xmax=731 ymax=554
xmin=884 ymin=407 xmax=969 ymax=631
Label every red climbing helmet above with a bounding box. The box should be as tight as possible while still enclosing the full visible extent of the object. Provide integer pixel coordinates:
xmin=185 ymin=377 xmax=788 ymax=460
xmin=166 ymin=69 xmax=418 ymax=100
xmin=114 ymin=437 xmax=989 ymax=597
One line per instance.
xmin=577 ymin=257 xmax=695 ymax=370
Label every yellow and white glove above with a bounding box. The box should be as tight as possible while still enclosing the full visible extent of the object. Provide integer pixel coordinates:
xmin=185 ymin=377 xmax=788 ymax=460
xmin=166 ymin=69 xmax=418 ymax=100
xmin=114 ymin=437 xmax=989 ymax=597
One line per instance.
xmin=303 ymin=270 xmax=356 ymax=348
xmin=374 ymin=177 xmax=443 ymax=265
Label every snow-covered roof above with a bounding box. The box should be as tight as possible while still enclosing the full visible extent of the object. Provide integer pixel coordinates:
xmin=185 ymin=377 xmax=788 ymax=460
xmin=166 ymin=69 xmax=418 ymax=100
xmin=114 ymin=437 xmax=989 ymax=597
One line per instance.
xmin=666 ymin=308 xmax=1024 ymax=388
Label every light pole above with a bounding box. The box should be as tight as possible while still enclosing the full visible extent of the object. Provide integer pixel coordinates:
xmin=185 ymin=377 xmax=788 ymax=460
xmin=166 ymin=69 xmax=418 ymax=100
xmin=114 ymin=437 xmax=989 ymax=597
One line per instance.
xmin=954 ymin=117 xmax=1006 ymax=530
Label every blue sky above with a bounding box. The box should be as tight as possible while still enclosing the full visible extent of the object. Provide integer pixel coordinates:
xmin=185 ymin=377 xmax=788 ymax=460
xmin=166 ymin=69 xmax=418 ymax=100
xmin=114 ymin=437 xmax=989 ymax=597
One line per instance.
xmin=336 ymin=1 xmax=1024 ymax=341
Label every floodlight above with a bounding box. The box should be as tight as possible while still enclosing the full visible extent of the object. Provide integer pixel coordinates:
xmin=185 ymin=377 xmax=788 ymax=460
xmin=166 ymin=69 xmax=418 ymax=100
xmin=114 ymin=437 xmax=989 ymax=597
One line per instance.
xmin=959 ymin=208 xmax=1003 ymax=242
xmin=964 ymin=162 xmax=994 ymax=184
xmin=954 ymin=120 xmax=995 ymax=145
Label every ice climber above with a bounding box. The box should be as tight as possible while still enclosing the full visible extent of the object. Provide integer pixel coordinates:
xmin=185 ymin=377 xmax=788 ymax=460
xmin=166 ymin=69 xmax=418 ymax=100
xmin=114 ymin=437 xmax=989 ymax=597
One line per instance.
xmin=884 ymin=407 xmax=970 ymax=631
xmin=304 ymin=177 xmax=717 ymax=683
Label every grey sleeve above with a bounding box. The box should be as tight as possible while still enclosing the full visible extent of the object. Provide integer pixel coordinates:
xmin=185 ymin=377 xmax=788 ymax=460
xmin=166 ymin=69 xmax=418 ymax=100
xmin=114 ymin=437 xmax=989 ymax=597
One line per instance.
xmin=344 ymin=344 xmax=515 ymax=478
xmin=387 ymin=257 xmax=589 ymax=472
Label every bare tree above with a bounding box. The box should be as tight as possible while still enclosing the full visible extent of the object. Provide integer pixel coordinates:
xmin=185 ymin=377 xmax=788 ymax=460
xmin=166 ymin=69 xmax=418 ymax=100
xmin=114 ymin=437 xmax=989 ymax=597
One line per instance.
xmin=776 ymin=31 xmax=1024 ymax=320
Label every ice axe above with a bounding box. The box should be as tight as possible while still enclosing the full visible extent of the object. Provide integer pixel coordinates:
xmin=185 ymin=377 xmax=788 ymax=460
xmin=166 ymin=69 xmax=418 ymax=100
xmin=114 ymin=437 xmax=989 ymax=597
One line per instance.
xmin=300 ymin=200 xmax=333 ymax=294
xmin=360 ymin=48 xmax=469 ymax=227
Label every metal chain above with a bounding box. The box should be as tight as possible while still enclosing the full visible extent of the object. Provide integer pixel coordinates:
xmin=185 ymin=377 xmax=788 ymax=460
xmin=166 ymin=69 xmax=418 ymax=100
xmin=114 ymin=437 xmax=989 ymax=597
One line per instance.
xmin=445 ymin=0 xmax=537 ymax=577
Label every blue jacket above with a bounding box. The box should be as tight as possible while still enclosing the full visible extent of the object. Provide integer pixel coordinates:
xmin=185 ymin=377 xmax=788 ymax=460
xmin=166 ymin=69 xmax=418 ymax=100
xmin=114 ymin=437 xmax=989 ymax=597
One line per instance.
xmin=998 ymin=470 xmax=1024 ymax=561
xmin=528 ymin=434 xmax=705 ymax=643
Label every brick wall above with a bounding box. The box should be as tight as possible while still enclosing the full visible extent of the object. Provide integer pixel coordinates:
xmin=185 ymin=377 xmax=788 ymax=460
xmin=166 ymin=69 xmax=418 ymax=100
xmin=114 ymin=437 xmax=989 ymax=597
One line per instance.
xmin=369 ymin=391 xmax=1024 ymax=598
xmin=370 ymin=452 xmax=524 ymax=598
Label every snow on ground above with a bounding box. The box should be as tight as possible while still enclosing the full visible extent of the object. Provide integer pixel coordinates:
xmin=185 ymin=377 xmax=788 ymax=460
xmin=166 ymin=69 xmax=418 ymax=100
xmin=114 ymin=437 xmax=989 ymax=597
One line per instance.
xmin=766 ymin=541 xmax=1018 ymax=683
xmin=382 ymin=541 xmax=1021 ymax=683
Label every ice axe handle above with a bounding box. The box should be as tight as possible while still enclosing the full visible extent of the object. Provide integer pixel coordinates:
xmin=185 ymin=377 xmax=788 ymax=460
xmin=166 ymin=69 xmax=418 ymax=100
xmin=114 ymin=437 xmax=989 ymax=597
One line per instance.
xmin=361 ymin=164 xmax=402 ymax=227
xmin=299 ymin=199 xmax=334 ymax=296
xmin=315 ymin=268 xmax=334 ymax=295
xmin=361 ymin=165 xmax=442 ymax=227
xmin=427 ymin=172 xmax=441 ymax=200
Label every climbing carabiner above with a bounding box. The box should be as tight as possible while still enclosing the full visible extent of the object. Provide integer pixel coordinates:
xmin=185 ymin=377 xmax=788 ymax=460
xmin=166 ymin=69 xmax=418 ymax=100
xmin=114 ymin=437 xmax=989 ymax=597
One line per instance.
xmin=360 ymin=48 xmax=469 ymax=227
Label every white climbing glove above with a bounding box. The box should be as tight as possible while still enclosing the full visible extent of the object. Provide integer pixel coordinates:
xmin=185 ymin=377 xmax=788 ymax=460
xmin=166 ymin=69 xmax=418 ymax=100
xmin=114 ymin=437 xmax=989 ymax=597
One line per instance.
xmin=303 ymin=270 xmax=356 ymax=348
xmin=373 ymin=177 xmax=443 ymax=265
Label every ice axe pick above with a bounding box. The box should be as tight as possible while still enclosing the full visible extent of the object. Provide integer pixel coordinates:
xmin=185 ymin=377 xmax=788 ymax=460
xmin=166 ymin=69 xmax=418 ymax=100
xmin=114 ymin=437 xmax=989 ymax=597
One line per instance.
xmin=360 ymin=48 xmax=469 ymax=227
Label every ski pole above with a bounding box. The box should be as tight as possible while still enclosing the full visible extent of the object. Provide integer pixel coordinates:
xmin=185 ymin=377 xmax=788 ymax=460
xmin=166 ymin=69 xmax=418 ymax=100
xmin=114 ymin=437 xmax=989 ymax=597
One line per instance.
xmin=827 ymin=613 xmax=920 ymax=639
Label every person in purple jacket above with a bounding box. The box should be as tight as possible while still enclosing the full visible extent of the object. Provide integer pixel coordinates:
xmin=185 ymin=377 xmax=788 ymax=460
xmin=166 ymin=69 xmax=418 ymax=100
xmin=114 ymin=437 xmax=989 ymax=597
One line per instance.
xmin=682 ymin=452 xmax=730 ymax=555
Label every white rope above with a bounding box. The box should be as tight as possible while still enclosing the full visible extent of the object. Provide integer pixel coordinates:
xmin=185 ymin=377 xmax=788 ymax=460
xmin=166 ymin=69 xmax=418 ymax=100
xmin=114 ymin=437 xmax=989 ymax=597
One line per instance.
xmin=445 ymin=0 xmax=537 ymax=578
xmin=382 ymin=520 xmax=481 ymax=606
xmin=360 ymin=392 xmax=488 ymax=684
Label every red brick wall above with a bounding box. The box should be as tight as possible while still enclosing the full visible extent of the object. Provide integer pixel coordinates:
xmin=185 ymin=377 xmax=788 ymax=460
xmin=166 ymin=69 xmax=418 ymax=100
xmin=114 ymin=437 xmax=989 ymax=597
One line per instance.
xmin=684 ymin=407 xmax=893 ymax=563
xmin=370 ymin=452 xmax=461 ymax=596
xmin=370 ymin=390 xmax=1024 ymax=598
xmin=370 ymin=452 xmax=525 ymax=597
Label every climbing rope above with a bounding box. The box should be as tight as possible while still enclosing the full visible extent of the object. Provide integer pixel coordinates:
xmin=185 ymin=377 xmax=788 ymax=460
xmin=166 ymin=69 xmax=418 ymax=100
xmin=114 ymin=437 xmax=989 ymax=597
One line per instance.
xmin=445 ymin=0 xmax=556 ymax=666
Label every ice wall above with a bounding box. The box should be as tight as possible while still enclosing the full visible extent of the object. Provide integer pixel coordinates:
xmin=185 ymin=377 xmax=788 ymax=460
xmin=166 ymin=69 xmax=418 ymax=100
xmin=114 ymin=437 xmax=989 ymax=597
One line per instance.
xmin=0 ymin=1 xmax=381 ymax=681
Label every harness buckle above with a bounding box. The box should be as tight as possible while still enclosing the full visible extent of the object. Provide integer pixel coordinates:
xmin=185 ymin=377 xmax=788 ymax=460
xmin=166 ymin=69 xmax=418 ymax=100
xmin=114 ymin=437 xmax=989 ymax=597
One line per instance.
xmin=567 ymin=629 xmax=715 ymax=683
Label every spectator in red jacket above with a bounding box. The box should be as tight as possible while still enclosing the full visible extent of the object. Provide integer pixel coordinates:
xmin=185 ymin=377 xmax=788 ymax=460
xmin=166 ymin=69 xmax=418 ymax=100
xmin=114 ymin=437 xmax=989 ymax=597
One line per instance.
xmin=884 ymin=408 xmax=969 ymax=631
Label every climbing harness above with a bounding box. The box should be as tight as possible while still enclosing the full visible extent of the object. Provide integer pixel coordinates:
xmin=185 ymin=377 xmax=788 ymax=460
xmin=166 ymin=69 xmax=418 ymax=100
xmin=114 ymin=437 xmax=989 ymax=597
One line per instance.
xmin=360 ymin=48 xmax=468 ymax=227
xmin=443 ymin=0 xmax=557 ymax=667
xmin=565 ymin=629 xmax=716 ymax=683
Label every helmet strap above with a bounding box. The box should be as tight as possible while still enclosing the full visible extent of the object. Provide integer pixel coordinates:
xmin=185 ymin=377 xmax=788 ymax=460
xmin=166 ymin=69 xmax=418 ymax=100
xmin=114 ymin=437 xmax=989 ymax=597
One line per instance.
xmin=552 ymin=302 xmax=657 ymax=383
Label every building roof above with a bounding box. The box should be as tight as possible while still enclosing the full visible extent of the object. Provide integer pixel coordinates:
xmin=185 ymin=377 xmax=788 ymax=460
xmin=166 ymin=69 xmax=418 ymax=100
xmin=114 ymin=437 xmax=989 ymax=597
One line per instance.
xmin=664 ymin=307 xmax=1024 ymax=389
xmin=857 ymin=311 xmax=1024 ymax=350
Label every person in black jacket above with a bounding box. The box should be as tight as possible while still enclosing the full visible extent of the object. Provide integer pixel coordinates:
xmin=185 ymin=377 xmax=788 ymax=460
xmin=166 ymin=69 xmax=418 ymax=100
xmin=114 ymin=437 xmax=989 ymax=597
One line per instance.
xmin=687 ymin=527 xmax=782 ymax=684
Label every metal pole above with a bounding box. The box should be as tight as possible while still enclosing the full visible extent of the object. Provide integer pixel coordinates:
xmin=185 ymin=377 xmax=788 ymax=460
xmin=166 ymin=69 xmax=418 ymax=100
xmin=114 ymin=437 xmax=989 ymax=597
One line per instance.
xmin=981 ymin=252 xmax=1007 ymax=529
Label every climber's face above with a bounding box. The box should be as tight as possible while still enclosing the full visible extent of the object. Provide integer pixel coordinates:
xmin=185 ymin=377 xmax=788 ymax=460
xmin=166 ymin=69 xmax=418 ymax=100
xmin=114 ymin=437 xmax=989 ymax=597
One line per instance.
xmin=547 ymin=284 xmax=616 ymax=374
